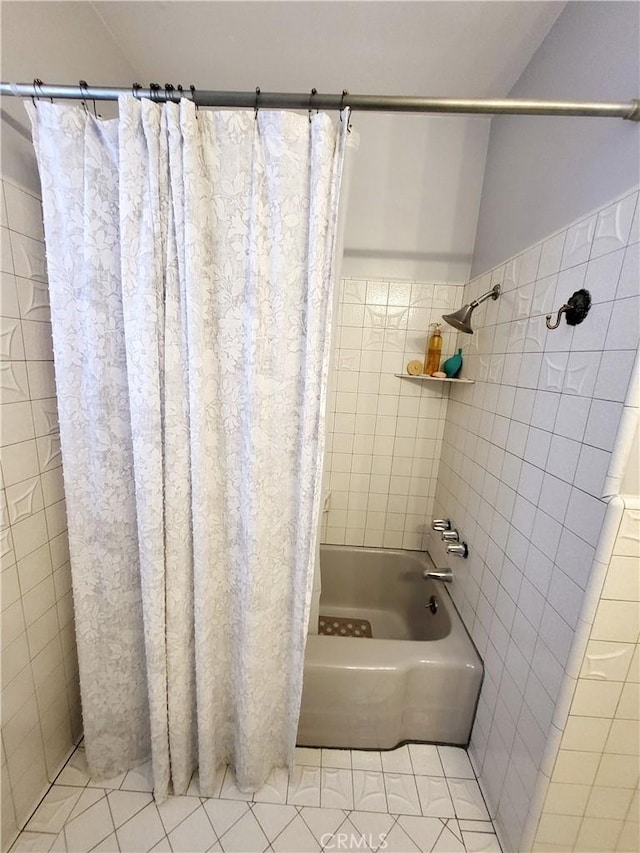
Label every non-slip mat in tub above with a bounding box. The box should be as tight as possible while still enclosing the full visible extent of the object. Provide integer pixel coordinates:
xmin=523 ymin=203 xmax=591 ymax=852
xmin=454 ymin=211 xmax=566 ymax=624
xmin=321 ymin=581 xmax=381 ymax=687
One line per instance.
xmin=318 ymin=616 xmax=372 ymax=637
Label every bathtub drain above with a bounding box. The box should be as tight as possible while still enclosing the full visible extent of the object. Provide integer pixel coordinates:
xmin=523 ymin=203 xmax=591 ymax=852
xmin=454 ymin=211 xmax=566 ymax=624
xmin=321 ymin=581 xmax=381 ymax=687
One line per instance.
xmin=318 ymin=616 xmax=372 ymax=637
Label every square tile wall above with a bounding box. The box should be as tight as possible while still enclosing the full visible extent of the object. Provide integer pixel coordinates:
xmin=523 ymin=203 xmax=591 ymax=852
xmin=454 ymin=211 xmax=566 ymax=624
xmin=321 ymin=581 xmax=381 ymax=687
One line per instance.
xmin=1 ymin=176 xmax=82 ymax=851
xmin=433 ymin=188 xmax=639 ymax=852
xmin=533 ymin=497 xmax=639 ymax=853
xmin=321 ymin=277 xmax=464 ymax=550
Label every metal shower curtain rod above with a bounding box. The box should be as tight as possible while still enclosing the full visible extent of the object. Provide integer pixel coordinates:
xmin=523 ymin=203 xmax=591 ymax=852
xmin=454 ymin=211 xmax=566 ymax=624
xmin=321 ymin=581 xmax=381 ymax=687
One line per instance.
xmin=1 ymin=81 xmax=639 ymax=120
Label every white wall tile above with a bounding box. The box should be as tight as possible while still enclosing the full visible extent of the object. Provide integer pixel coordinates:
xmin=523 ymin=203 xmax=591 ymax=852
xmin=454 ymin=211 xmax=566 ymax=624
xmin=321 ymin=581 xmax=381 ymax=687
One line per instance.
xmin=26 ymin=362 xmax=57 ymax=400
xmin=583 ymin=249 xmax=624 ymax=305
xmin=537 ymin=234 xmax=566 ymax=280
xmin=0 ymin=272 xmax=20 ymax=319
xmin=435 ymin=191 xmax=638 ymax=853
xmin=574 ymin=445 xmax=611 ymax=498
xmin=0 ymin=177 xmax=76 ymax=842
xmin=534 ymin=496 xmax=640 ymax=851
xmin=570 ymin=680 xmax=623 ymax=718
xmin=593 ymin=350 xmax=635 ymax=403
xmin=3 ymin=184 xmax=44 ymax=242
xmin=1 ymin=226 xmax=14 ymax=274
xmin=585 ymin=399 xmax=624 ymax=452
xmin=16 ymin=278 xmax=50 ymax=322
xmin=563 ymin=351 xmax=600 ymax=398
xmin=547 ymin=441 xmax=581 ymax=492
xmin=616 ymin=242 xmax=639 ymax=299
xmin=592 ymin=599 xmax=640 ymax=643
xmin=580 ymin=640 xmax=634 ymax=682
xmin=6 ymin=476 xmax=44 ymax=525
xmin=569 ymin=300 xmax=612 ymax=352
xmin=21 ymin=321 xmax=54 ymax=362
xmin=0 ymin=317 xmax=25 ymax=361
xmin=590 ymin=194 xmax=637 ymax=260
xmin=1 ymin=362 xmax=30 ymax=404
xmin=562 ymin=216 xmax=596 ymax=269
xmin=564 ymin=489 xmax=607 ymax=548
xmin=554 ymin=395 xmax=591 ymax=442
xmin=322 ymin=277 xmax=463 ymax=549
xmin=605 ymin=295 xmax=640 ymax=351
xmin=1 ymin=402 xmax=35 ymax=447
xmin=560 ymin=715 xmax=611 ymax=753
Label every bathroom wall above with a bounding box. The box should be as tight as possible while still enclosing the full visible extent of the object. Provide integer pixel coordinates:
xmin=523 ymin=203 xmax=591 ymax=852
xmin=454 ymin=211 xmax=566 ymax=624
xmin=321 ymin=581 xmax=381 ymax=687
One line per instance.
xmin=1 ymin=176 xmax=81 ymax=851
xmin=1 ymin=1 xmax=138 ymax=192
xmin=433 ymin=187 xmax=639 ymax=851
xmin=342 ymin=115 xmax=490 ymax=281
xmin=321 ymin=276 xmax=463 ymax=550
xmin=472 ymin=0 xmax=640 ymax=277
xmin=532 ymin=494 xmax=639 ymax=853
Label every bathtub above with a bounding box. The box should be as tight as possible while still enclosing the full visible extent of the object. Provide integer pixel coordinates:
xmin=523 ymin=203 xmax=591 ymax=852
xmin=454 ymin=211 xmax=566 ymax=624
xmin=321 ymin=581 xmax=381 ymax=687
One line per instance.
xmin=298 ymin=545 xmax=483 ymax=749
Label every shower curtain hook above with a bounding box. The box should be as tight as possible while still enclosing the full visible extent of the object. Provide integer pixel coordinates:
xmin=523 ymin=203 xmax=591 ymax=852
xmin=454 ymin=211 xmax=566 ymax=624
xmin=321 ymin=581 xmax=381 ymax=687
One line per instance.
xmin=132 ymin=82 xmax=142 ymax=100
xmin=79 ymin=79 xmax=98 ymax=115
xmin=189 ymin=84 xmax=200 ymax=118
xmin=164 ymin=83 xmax=176 ymax=103
xmin=254 ymin=87 xmax=260 ymax=120
xmin=80 ymin=80 xmax=100 ymax=118
xmin=309 ymin=88 xmax=318 ymax=123
xmin=340 ymin=89 xmax=348 ymax=121
xmin=33 ymin=78 xmax=51 ymax=105
xmin=190 ymin=85 xmax=199 ymax=115
xmin=79 ymin=80 xmax=89 ymax=114
xmin=149 ymin=83 xmax=161 ymax=103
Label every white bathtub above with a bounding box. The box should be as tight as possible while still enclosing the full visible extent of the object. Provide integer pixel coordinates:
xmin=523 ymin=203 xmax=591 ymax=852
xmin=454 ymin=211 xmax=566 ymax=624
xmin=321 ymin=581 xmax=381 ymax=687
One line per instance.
xmin=298 ymin=545 xmax=483 ymax=749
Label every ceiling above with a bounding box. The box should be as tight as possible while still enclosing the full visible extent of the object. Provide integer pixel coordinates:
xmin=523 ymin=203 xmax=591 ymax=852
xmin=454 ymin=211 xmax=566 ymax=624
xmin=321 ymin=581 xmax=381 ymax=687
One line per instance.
xmin=89 ymin=1 xmax=566 ymax=99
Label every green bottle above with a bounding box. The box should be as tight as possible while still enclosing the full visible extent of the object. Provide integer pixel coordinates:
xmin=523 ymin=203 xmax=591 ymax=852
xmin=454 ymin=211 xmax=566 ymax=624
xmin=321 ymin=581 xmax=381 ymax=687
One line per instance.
xmin=442 ymin=348 xmax=463 ymax=379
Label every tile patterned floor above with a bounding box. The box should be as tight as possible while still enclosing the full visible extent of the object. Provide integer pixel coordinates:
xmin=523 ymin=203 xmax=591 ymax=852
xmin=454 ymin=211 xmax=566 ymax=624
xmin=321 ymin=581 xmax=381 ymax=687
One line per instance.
xmin=11 ymin=743 xmax=502 ymax=852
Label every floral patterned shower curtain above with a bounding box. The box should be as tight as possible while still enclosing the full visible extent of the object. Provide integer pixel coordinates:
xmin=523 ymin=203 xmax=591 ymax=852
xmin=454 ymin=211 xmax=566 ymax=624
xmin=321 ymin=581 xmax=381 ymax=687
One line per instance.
xmin=27 ymin=96 xmax=348 ymax=800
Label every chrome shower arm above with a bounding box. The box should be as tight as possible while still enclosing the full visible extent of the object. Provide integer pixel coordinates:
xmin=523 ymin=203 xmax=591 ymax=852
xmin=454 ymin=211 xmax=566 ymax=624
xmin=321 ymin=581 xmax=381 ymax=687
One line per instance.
xmin=470 ymin=283 xmax=501 ymax=308
xmin=442 ymin=283 xmax=501 ymax=334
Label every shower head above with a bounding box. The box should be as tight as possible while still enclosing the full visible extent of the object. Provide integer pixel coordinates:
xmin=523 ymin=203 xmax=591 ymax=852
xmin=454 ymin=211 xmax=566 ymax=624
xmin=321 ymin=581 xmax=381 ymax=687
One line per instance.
xmin=442 ymin=284 xmax=501 ymax=334
xmin=441 ymin=303 xmax=475 ymax=334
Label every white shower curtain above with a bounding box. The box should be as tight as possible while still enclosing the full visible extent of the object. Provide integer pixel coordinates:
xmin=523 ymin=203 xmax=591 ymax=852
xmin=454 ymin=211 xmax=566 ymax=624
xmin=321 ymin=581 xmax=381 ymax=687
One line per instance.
xmin=27 ymin=96 xmax=349 ymax=800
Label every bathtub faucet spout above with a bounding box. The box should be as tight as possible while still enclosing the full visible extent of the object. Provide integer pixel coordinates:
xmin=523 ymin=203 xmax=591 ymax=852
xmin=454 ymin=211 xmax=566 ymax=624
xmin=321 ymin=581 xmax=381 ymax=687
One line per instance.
xmin=422 ymin=567 xmax=454 ymax=583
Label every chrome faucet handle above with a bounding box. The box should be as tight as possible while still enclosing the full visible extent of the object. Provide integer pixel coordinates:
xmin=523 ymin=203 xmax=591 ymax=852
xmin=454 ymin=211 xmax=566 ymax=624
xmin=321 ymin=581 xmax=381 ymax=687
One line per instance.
xmin=432 ymin=518 xmax=451 ymax=531
xmin=441 ymin=530 xmax=459 ymax=542
xmin=447 ymin=542 xmax=468 ymax=559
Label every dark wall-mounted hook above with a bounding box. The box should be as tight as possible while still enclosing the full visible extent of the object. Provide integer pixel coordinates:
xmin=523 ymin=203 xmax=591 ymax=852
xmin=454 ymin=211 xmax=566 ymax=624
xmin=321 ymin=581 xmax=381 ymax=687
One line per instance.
xmin=546 ymin=289 xmax=592 ymax=330
xmin=546 ymin=304 xmax=569 ymax=330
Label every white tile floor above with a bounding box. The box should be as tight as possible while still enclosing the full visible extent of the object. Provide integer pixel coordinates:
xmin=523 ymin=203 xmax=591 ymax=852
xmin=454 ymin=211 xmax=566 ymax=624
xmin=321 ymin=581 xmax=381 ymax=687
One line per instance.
xmin=12 ymin=743 xmax=502 ymax=852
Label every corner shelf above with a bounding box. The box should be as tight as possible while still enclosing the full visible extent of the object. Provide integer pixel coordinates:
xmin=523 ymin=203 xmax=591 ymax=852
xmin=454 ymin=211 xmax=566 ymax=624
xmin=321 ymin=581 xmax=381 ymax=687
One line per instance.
xmin=394 ymin=374 xmax=475 ymax=384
